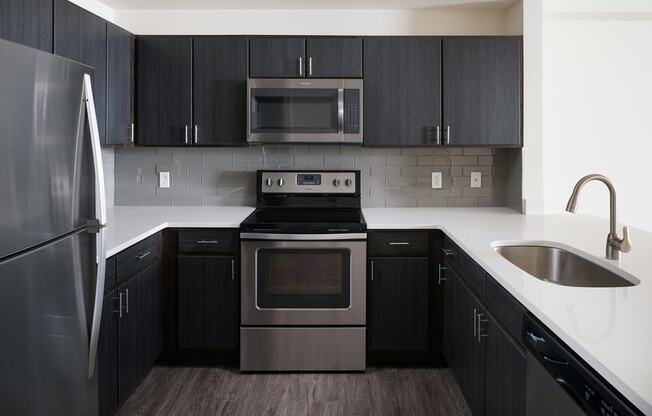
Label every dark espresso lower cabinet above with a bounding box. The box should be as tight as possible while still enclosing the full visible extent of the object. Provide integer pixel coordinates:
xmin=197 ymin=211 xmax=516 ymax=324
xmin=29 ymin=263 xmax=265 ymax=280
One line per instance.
xmin=178 ymin=255 xmax=238 ymax=350
xmin=368 ymin=257 xmax=430 ymax=352
xmin=441 ymin=238 xmax=526 ymax=416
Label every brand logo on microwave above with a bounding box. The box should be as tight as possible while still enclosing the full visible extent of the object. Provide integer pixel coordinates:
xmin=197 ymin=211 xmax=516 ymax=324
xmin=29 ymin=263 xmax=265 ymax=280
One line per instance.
xmin=299 ymin=82 xmax=312 ymax=85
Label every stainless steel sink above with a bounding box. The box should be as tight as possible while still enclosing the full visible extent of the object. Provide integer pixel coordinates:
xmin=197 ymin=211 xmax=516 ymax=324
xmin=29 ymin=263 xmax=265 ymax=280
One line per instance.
xmin=494 ymin=244 xmax=639 ymax=288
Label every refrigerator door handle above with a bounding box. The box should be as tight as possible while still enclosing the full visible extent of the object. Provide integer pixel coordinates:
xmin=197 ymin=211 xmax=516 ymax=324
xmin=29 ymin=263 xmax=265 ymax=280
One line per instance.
xmin=86 ymin=227 xmax=106 ymax=378
xmin=82 ymin=74 xmax=107 ymax=227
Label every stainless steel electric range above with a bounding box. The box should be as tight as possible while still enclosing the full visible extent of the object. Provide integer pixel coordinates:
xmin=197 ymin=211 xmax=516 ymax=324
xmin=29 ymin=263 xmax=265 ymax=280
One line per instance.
xmin=240 ymin=170 xmax=367 ymax=372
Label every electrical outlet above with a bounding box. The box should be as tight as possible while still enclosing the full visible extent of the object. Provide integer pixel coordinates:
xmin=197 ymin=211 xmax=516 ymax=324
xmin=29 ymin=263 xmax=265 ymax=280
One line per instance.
xmin=470 ymin=172 xmax=482 ymax=188
xmin=431 ymin=172 xmax=442 ymax=189
xmin=159 ymin=171 xmax=170 ymax=188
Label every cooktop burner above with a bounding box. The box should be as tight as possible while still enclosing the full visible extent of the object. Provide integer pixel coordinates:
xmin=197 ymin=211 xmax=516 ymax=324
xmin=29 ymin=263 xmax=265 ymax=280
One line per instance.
xmin=240 ymin=208 xmax=366 ymax=234
xmin=240 ymin=170 xmax=366 ymax=234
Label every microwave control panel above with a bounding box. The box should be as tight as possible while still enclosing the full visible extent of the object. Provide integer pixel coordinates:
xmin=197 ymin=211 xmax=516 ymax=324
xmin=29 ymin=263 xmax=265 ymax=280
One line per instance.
xmin=344 ymin=89 xmax=360 ymax=134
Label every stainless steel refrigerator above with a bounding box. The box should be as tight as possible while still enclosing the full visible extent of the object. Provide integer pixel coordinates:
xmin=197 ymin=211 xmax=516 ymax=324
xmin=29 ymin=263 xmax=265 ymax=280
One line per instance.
xmin=0 ymin=39 xmax=107 ymax=415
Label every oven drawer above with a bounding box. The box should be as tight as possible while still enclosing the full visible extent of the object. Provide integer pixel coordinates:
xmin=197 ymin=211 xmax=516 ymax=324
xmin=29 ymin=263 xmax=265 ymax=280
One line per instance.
xmin=368 ymin=231 xmax=429 ymax=256
xmin=178 ymin=229 xmax=238 ymax=254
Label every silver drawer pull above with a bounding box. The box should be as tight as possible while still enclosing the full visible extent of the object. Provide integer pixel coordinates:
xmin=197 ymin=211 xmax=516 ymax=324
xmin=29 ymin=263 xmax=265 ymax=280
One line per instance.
xmin=135 ymin=251 xmax=151 ymax=260
xmin=125 ymin=289 xmax=129 ymax=314
xmin=231 ymin=259 xmax=235 ymax=280
xmin=197 ymin=239 xmax=219 ymax=244
xmin=438 ymin=264 xmax=448 ymax=285
xmin=442 ymin=249 xmax=455 ymax=256
xmin=388 ymin=242 xmax=410 ymax=246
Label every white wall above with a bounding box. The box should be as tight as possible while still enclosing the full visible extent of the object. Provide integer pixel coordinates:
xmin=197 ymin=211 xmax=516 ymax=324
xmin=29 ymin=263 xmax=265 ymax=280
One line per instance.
xmin=537 ymin=0 xmax=652 ymax=231
xmin=68 ymin=0 xmax=115 ymax=22
xmin=504 ymin=1 xmax=523 ymax=35
xmin=115 ymin=8 xmax=508 ymax=35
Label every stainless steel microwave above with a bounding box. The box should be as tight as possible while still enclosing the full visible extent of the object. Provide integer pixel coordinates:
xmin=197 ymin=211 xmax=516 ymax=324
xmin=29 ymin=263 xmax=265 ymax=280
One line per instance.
xmin=247 ymin=78 xmax=363 ymax=144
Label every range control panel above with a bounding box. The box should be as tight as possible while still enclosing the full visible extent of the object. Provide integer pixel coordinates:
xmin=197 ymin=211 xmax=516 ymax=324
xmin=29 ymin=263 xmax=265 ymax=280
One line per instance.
xmin=260 ymin=171 xmax=357 ymax=194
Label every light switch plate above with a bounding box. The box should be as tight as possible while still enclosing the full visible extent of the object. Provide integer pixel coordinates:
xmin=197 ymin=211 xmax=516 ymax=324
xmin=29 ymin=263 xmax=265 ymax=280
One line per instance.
xmin=470 ymin=172 xmax=482 ymax=188
xmin=159 ymin=171 xmax=170 ymax=188
xmin=431 ymin=172 xmax=442 ymax=189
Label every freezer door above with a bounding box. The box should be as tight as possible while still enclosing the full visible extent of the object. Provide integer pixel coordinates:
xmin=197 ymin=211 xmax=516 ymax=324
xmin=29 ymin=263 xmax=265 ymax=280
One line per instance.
xmin=0 ymin=39 xmax=96 ymax=258
xmin=0 ymin=228 xmax=103 ymax=416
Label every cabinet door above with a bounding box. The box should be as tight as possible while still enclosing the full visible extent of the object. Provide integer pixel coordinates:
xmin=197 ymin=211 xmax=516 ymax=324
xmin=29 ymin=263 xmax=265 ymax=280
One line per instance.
xmin=54 ymin=0 xmax=107 ymax=142
xmin=136 ymin=37 xmax=192 ymax=145
xmin=0 ymin=0 xmax=53 ymax=52
xmin=442 ymin=263 xmax=459 ymax=372
xmin=106 ymin=23 xmax=133 ymax=145
xmin=305 ymin=37 xmax=362 ymax=78
xmin=249 ymin=37 xmax=305 ymax=78
xmin=484 ymin=313 xmax=527 ymax=416
xmin=193 ymin=37 xmax=248 ymax=146
xmin=118 ymin=262 xmax=160 ymax=405
xmin=369 ymin=257 xmax=430 ymax=352
xmin=178 ymin=256 xmax=238 ymax=350
xmin=456 ymin=281 xmax=486 ymax=416
xmin=363 ymin=37 xmax=442 ymax=146
xmin=98 ymin=290 xmax=119 ymax=416
xmin=443 ymin=37 xmax=522 ymax=146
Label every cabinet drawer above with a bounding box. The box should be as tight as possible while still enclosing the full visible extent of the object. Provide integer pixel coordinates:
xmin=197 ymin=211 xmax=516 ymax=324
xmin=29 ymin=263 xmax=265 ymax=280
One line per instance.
xmin=104 ymin=256 xmax=117 ymax=294
xmin=178 ymin=229 xmax=239 ymax=254
xmin=368 ymin=231 xmax=429 ymax=256
xmin=117 ymin=234 xmax=159 ymax=284
xmin=459 ymin=252 xmax=487 ymax=302
xmin=442 ymin=236 xmax=460 ymax=272
xmin=487 ymin=277 xmax=525 ymax=347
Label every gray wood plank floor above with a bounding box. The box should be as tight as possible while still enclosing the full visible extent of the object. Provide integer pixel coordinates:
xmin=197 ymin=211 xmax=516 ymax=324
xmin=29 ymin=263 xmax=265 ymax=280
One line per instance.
xmin=117 ymin=366 xmax=471 ymax=416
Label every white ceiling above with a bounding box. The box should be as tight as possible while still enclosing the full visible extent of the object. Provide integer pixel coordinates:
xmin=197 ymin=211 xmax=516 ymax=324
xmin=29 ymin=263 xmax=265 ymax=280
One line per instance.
xmin=100 ymin=0 xmax=517 ymax=10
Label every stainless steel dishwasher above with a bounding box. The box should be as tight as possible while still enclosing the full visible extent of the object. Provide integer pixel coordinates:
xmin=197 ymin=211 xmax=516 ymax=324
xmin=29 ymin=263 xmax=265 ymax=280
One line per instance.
xmin=523 ymin=314 xmax=643 ymax=416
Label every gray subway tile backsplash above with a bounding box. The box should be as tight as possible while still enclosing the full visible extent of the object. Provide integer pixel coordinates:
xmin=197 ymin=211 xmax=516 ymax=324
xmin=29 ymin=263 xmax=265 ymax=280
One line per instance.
xmin=111 ymin=145 xmax=522 ymax=209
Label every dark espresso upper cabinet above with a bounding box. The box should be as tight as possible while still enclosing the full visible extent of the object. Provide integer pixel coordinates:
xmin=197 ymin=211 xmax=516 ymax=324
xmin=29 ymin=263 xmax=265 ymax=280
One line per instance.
xmin=443 ymin=37 xmax=522 ymax=146
xmin=305 ymin=38 xmax=362 ymax=78
xmin=136 ymin=37 xmax=192 ymax=146
xmin=0 ymin=0 xmax=53 ymax=52
xmin=106 ymin=23 xmax=134 ymax=145
xmin=193 ymin=37 xmax=248 ymax=146
xmin=54 ymin=0 xmax=107 ymax=142
xmin=249 ymin=37 xmax=305 ymax=78
xmin=363 ymin=37 xmax=442 ymax=146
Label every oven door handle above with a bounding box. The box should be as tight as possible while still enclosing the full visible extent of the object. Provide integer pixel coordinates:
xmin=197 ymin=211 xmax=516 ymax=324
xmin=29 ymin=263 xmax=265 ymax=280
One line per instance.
xmin=240 ymin=232 xmax=366 ymax=241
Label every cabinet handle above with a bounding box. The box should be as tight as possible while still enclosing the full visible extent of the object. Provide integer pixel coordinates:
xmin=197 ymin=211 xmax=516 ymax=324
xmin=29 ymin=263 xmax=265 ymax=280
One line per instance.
xmin=473 ymin=308 xmax=477 ymax=337
xmin=445 ymin=125 xmax=451 ymax=145
xmin=129 ymin=123 xmax=135 ymax=143
xmin=436 ymin=125 xmax=441 ymax=145
xmin=194 ymin=124 xmax=198 ymax=144
xmin=477 ymin=313 xmax=488 ymax=343
xmin=135 ymin=251 xmax=151 ymax=260
xmin=298 ymin=56 xmax=303 ymax=76
xmin=438 ymin=264 xmax=448 ymax=285
xmin=115 ymin=293 xmax=123 ymax=318
xmin=196 ymin=239 xmax=218 ymax=244
xmin=370 ymin=260 xmax=374 ymax=282
xmin=388 ymin=241 xmax=410 ymax=246
xmin=231 ymin=259 xmax=235 ymax=280
xmin=184 ymin=125 xmax=189 ymax=144
xmin=308 ymin=56 xmax=313 ymax=76
xmin=125 ymin=289 xmax=129 ymax=314
xmin=442 ymin=248 xmax=455 ymax=256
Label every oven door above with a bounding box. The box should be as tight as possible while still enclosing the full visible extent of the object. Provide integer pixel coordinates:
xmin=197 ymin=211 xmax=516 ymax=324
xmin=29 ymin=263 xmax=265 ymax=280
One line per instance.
xmin=241 ymin=239 xmax=366 ymax=326
xmin=247 ymin=78 xmax=362 ymax=144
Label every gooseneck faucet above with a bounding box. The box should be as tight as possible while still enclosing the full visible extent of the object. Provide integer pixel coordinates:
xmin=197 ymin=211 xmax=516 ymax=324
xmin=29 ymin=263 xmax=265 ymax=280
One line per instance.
xmin=565 ymin=174 xmax=632 ymax=260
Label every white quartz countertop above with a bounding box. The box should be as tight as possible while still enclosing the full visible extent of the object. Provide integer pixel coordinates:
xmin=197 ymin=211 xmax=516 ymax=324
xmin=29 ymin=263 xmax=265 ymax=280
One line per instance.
xmin=105 ymin=206 xmax=254 ymax=257
xmin=105 ymin=206 xmax=652 ymax=413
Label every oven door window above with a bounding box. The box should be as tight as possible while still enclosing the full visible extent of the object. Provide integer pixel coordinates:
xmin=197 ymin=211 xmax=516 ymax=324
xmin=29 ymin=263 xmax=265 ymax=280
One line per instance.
xmin=250 ymin=88 xmax=340 ymax=134
xmin=256 ymin=248 xmax=351 ymax=309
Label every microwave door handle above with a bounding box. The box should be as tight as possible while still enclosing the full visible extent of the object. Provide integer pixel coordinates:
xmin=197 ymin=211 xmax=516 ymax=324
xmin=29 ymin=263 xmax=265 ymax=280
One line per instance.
xmin=338 ymin=88 xmax=344 ymax=134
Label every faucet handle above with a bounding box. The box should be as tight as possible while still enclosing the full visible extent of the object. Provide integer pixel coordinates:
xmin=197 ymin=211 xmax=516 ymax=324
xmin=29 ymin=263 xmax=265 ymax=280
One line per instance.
xmin=620 ymin=226 xmax=633 ymax=252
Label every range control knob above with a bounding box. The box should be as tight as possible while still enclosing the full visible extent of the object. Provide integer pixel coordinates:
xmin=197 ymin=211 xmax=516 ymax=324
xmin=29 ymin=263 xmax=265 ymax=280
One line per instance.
xmin=344 ymin=179 xmax=353 ymax=187
xmin=278 ymin=178 xmax=285 ymax=187
xmin=333 ymin=179 xmax=341 ymax=187
xmin=265 ymin=178 xmax=273 ymax=187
